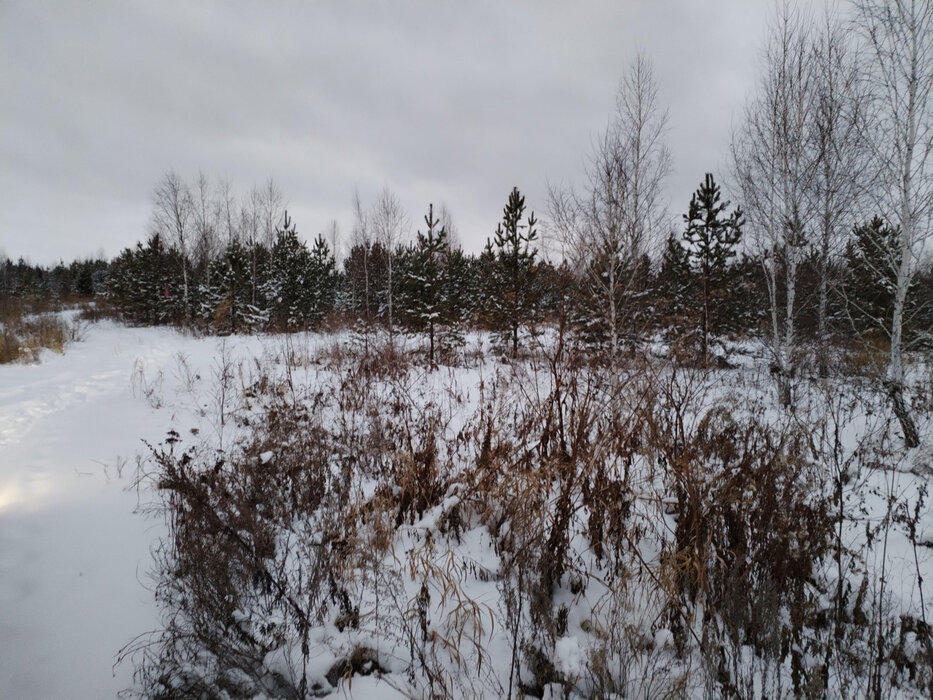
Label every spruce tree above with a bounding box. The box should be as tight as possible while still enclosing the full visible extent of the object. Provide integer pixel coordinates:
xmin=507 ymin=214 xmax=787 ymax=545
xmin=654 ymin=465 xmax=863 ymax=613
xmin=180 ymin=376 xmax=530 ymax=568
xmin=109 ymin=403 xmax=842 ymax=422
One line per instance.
xmin=682 ymin=173 xmax=744 ymax=362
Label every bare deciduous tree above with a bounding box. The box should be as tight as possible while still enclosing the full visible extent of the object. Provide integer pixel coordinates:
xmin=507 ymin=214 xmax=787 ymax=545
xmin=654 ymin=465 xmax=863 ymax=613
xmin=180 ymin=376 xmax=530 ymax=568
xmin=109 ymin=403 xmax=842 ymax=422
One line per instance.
xmin=216 ymin=177 xmax=240 ymax=245
xmin=613 ymin=54 xmax=671 ymax=263
xmin=326 ymin=219 xmax=340 ymax=267
xmin=239 ymin=180 xmax=285 ymax=307
xmin=351 ymin=188 xmax=373 ymax=321
xmin=808 ymin=7 xmax=871 ymax=378
xmin=437 ymin=202 xmax=460 ymax=250
xmin=151 ymin=171 xmax=193 ymax=321
xmin=733 ymin=3 xmax=817 ymax=406
xmin=852 ymin=0 xmax=933 ymax=448
xmin=257 ymin=178 xmax=285 ymax=250
xmin=550 ymin=54 xmax=671 ymax=363
xmin=371 ymin=185 xmax=409 ymax=341
xmin=191 ymin=171 xmax=221 ymax=286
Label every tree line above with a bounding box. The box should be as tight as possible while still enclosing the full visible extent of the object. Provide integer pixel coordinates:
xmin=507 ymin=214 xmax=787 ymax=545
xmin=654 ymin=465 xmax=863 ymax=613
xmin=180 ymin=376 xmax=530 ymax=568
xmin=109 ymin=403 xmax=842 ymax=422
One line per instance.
xmin=7 ymin=169 xmax=932 ymax=375
xmin=0 ymin=256 xmax=108 ymax=299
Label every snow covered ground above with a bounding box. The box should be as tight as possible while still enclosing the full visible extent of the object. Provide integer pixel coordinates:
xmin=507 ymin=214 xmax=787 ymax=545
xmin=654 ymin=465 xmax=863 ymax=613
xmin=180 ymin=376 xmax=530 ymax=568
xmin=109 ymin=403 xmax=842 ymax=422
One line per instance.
xmin=0 ymin=322 xmax=207 ymax=698
xmin=0 ymin=321 xmax=414 ymax=698
xmin=1 ymin=320 xmax=931 ymax=698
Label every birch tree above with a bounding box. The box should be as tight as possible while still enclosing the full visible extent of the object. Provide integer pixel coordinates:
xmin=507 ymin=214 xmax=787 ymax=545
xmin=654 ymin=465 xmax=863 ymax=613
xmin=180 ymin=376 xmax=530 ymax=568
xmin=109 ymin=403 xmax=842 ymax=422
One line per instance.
xmin=808 ymin=9 xmax=871 ymax=377
xmin=733 ymin=4 xmax=817 ymax=406
xmin=852 ymin=0 xmax=933 ymax=447
xmin=257 ymin=179 xmax=285 ymax=249
xmin=240 ymin=181 xmax=284 ymax=308
xmin=150 ymin=171 xmax=193 ymax=323
xmin=191 ymin=171 xmax=221 ymax=288
xmin=350 ymin=189 xmax=372 ymax=321
xmin=437 ymin=203 xmax=460 ymax=249
xmin=217 ymin=177 xmax=240 ymax=245
xmin=371 ymin=186 xmax=409 ymax=342
xmin=549 ymin=54 xmax=670 ymax=361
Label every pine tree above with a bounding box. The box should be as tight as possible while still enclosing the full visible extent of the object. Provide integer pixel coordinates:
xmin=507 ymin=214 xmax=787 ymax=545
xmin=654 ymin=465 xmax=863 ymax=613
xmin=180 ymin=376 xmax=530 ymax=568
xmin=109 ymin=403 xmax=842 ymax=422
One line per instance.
xmin=843 ymin=216 xmax=900 ymax=339
xmin=107 ymin=233 xmax=184 ymax=325
xmin=656 ymin=232 xmax=694 ymax=339
xmin=487 ymin=187 xmax=540 ymax=357
xmin=265 ymin=211 xmax=312 ymax=331
xmin=531 ymin=258 xmax=565 ymax=323
xmin=682 ymin=173 xmax=744 ymax=362
xmin=307 ymin=233 xmax=337 ymax=327
xmin=476 ymin=241 xmax=498 ymax=324
xmin=442 ymin=246 xmax=475 ymax=326
xmin=75 ymin=262 xmax=95 ymax=297
xmin=730 ymin=252 xmax=769 ymax=337
xmin=400 ymin=203 xmax=450 ymax=365
xmin=200 ymin=239 xmax=266 ymax=334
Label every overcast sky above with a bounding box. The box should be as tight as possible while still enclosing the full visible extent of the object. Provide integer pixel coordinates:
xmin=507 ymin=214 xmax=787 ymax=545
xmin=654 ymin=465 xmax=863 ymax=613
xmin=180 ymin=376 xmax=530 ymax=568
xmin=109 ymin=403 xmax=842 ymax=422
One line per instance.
xmin=1 ymin=1 xmax=828 ymax=266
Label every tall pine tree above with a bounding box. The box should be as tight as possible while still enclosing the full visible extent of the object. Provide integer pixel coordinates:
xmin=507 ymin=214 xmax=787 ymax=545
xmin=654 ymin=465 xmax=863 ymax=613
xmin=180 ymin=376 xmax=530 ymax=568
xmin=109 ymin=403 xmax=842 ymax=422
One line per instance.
xmin=682 ymin=173 xmax=744 ymax=362
xmin=401 ymin=203 xmax=450 ymax=365
xmin=486 ymin=187 xmax=540 ymax=358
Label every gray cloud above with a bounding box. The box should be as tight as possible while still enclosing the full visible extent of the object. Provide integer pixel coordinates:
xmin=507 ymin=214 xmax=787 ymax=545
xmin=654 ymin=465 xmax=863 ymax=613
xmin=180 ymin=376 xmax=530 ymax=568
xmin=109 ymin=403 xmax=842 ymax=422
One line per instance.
xmin=1 ymin=0 xmax=805 ymax=264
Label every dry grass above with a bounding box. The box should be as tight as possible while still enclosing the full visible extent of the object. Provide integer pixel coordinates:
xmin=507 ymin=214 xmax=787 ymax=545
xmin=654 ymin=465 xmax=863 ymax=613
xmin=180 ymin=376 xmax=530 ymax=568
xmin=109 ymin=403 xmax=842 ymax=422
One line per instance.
xmin=122 ymin=328 xmax=933 ymax=698
xmin=75 ymin=298 xmax=119 ymax=323
xmin=0 ymin=297 xmax=70 ymax=363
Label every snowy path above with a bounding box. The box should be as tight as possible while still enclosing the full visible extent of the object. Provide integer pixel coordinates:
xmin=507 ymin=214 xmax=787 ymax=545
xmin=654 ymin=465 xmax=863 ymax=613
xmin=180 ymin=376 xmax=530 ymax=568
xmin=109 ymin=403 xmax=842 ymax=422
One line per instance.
xmin=0 ymin=323 xmax=183 ymax=699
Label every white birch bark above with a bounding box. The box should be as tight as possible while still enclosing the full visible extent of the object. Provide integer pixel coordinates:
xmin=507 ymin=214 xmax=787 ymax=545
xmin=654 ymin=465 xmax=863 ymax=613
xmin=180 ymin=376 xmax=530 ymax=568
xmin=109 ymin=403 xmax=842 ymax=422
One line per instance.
xmin=852 ymin=0 xmax=933 ymax=447
xmin=733 ymin=4 xmax=817 ymax=406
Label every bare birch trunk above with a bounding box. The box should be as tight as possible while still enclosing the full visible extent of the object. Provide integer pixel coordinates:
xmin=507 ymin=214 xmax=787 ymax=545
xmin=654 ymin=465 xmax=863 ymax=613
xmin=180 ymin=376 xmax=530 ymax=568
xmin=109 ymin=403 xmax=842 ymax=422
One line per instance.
xmin=853 ymin=0 xmax=933 ymax=448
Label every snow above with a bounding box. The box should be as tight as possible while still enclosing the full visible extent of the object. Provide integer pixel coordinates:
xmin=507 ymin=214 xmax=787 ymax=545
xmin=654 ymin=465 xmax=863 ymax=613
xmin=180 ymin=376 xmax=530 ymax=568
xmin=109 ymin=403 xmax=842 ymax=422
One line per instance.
xmin=0 ymin=322 xmax=251 ymax=698
xmin=1 ymin=319 xmax=931 ymax=698
xmin=553 ymin=636 xmax=584 ymax=678
xmin=0 ymin=322 xmax=416 ymax=698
